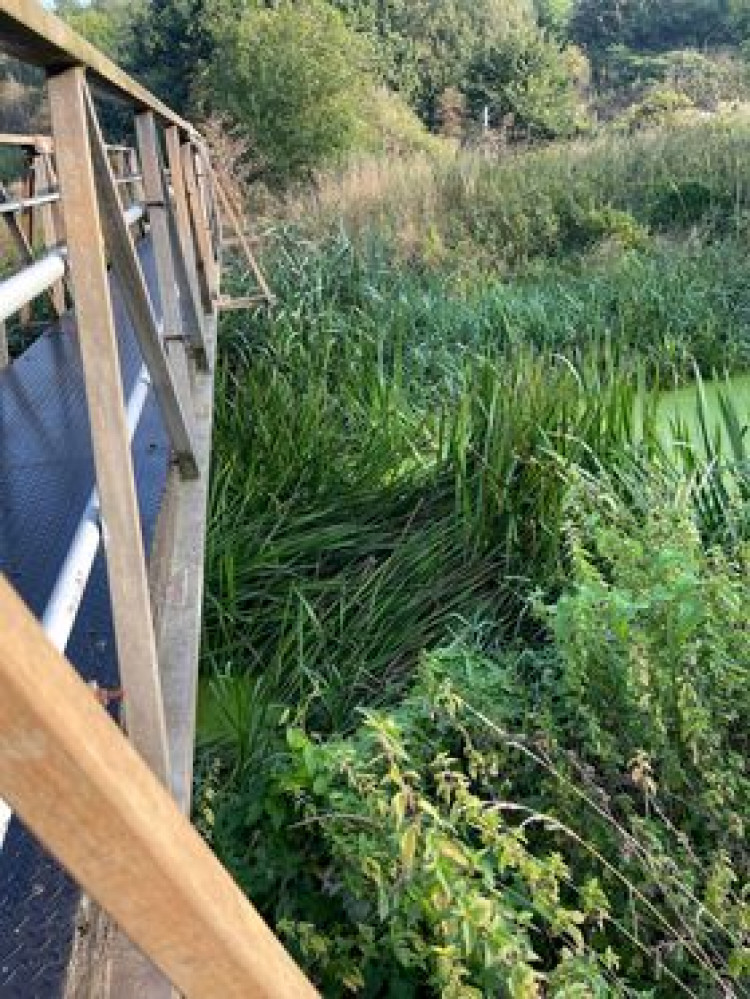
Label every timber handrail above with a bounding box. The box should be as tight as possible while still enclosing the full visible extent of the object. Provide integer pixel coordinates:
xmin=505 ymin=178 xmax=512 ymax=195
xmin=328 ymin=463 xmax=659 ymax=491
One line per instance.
xmin=0 ymin=2 xmax=297 ymax=996
xmin=0 ymin=0 xmax=196 ymax=133
xmin=0 ymin=578 xmax=318 ymax=999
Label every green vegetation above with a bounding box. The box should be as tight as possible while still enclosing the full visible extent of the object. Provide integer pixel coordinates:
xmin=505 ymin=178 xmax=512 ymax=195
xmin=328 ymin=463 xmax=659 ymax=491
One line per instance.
xmin=44 ymin=0 xmax=750 ymax=173
xmin=9 ymin=1 xmax=748 ymax=994
xmin=208 ymin=0 xmax=373 ymax=185
xmin=196 ymin=119 xmax=750 ymax=995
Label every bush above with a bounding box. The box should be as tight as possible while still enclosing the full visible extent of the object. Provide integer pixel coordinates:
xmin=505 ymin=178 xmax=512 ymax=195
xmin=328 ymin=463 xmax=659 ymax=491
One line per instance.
xmin=208 ymin=0 xmax=373 ymax=186
xmin=199 ymin=478 xmax=750 ymax=996
xmin=466 ymin=29 xmax=590 ymax=138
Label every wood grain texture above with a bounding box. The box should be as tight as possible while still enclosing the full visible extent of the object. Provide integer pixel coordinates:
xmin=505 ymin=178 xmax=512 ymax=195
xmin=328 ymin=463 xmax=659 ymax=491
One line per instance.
xmin=0 ymin=577 xmax=319 ymax=999
xmin=0 ymin=0 xmax=194 ymax=132
xmin=84 ymin=86 xmax=198 ymax=480
xmin=165 ymin=127 xmax=207 ymax=364
xmin=180 ymin=142 xmax=215 ymax=314
xmin=134 ymin=110 xmax=198 ymax=484
xmin=48 ymin=66 xmax=170 ymax=785
xmin=32 ymin=153 xmax=66 ymax=313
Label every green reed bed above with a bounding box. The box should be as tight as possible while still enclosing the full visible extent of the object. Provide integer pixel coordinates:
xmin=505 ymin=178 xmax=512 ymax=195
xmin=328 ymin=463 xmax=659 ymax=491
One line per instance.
xmin=200 ymin=137 xmax=750 ymax=992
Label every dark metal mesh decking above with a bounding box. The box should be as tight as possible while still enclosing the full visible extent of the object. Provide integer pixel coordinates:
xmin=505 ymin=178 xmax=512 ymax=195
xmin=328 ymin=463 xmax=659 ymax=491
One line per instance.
xmin=0 ymin=238 xmax=170 ymax=998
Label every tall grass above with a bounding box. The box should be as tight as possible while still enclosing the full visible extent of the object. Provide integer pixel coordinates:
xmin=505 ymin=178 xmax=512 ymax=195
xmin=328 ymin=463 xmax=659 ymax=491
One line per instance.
xmin=198 ymin=118 xmax=750 ymax=997
xmin=207 ymin=240 xmax=669 ymax=736
xmin=269 ymin=117 xmax=750 ymax=270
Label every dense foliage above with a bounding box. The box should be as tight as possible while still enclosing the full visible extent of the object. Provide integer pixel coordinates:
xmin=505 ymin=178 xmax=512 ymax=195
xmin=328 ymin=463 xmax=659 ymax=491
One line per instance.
xmin=43 ymin=0 xmax=750 ymax=181
xmin=32 ymin=3 xmax=750 ymax=994
xmin=193 ymin=120 xmax=750 ymax=995
xmin=208 ymin=1 xmax=372 ymax=185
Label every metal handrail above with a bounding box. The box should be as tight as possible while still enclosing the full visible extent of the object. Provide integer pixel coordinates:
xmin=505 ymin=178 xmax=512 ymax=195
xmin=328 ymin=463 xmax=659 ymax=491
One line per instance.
xmin=0 ymin=204 xmax=145 ymax=322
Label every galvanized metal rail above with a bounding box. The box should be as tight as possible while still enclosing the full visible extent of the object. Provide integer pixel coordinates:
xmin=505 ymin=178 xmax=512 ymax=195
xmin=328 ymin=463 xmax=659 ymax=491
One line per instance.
xmin=0 ymin=2 xmax=313 ymax=997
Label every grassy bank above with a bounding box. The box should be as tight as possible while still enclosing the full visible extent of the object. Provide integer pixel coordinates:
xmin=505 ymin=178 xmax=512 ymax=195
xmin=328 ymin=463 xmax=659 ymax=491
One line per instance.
xmin=199 ymin=123 xmax=750 ymax=996
xmin=272 ymin=117 xmax=750 ymax=270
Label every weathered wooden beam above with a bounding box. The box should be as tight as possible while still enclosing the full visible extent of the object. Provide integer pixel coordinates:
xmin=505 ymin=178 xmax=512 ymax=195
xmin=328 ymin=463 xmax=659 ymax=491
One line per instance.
xmin=213 ymin=174 xmax=274 ymax=304
xmin=165 ymin=128 xmax=197 ymax=283
xmin=83 ymin=84 xmax=199 ymax=480
xmin=48 ymin=65 xmax=169 ymax=784
xmin=0 ymin=0 xmax=195 ymax=133
xmin=42 ymin=151 xmax=66 ymax=244
xmin=135 ymin=110 xmax=199 ymax=486
xmin=218 ymin=295 xmax=268 ymax=311
xmin=164 ymin=126 xmax=208 ymax=365
xmin=32 ymin=153 xmax=65 ymax=313
xmin=0 ymin=131 xmax=52 ymax=152
xmin=181 ymin=141 xmax=215 ymax=314
xmin=0 ymin=576 xmax=320 ymax=999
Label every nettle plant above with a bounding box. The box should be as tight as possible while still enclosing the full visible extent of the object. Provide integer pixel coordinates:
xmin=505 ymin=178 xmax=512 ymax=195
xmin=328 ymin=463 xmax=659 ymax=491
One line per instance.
xmin=551 ymin=475 xmax=750 ymax=847
xmin=278 ymin=662 xmax=618 ymax=998
xmin=256 ymin=477 xmax=750 ymax=997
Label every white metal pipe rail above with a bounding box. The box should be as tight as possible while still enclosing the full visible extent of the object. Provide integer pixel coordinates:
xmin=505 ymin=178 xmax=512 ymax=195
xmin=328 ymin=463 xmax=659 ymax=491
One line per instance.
xmin=0 ymin=248 xmax=65 ymax=322
xmin=0 ymin=203 xmax=144 ymax=322
xmin=42 ymin=362 xmax=152 ymax=651
xmin=0 ymin=1 xmax=294 ymax=994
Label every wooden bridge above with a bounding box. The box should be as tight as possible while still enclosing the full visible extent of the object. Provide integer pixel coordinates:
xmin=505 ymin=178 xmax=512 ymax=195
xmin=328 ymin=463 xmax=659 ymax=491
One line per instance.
xmin=0 ymin=1 xmax=317 ymax=995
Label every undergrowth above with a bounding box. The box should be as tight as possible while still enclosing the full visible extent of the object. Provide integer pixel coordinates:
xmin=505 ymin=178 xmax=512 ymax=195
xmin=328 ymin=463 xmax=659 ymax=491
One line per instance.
xmin=198 ymin=121 xmax=750 ymax=996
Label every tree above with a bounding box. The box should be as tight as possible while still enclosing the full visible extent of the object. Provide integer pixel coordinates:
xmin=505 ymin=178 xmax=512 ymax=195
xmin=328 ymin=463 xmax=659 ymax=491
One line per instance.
xmin=207 ymin=0 xmax=374 ymax=186
xmin=55 ymin=0 xmax=138 ymax=61
xmin=331 ymin=0 xmax=536 ymax=127
xmin=534 ymin=0 xmax=575 ymax=36
xmin=466 ymin=29 xmax=588 ymax=137
xmin=124 ymin=0 xmax=216 ymax=114
xmin=570 ymin=0 xmax=734 ymax=55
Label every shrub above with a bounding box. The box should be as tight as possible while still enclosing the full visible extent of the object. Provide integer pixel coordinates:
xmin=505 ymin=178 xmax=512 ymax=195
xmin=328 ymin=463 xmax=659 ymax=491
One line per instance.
xmin=616 ymin=85 xmax=695 ymax=131
xmin=198 ymin=479 xmax=750 ymax=996
xmin=465 ymin=30 xmax=590 ymax=139
xmin=208 ymin=0 xmax=373 ymax=186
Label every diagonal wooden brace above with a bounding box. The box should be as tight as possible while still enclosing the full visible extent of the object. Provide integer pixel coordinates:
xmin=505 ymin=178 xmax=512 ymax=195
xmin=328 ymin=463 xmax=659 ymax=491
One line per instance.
xmin=82 ymin=83 xmax=199 ymax=480
xmin=212 ymin=170 xmax=274 ymax=305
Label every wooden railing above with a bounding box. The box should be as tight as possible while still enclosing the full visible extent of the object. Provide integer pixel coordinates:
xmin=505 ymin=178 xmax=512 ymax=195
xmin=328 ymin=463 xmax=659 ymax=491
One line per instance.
xmin=0 ymin=1 xmax=317 ymax=995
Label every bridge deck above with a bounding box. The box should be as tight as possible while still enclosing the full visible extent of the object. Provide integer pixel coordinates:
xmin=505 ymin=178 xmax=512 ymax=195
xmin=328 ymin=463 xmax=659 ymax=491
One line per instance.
xmin=0 ymin=237 xmax=170 ymax=997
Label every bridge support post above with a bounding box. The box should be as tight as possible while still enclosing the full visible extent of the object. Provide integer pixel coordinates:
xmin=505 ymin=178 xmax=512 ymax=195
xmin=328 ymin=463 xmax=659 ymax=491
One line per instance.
xmin=83 ymin=85 xmax=199 ymax=480
xmin=164 ymin=126 xmax=208 ymax=365
xmin=31 ymin=153 xmax=66 ymax=314
xmin=180 ymin=141 xmax=216 ymax=314
xmin=47 ymin=64 xmax=170 ymax=786
xmin=135 ymin=111 xmax=199 ymax=480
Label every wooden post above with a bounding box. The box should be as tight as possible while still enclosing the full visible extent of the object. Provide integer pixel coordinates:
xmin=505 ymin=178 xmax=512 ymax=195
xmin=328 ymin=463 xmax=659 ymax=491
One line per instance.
xmin=32 ymin=153 xmax=65 ymax=313
xmin=47 ymin=65 xmax=169 ymax=785
xmin=181 ymin=141 xmax=215 ymax=313
xmin=129 ymin=146 xmax=145 ymax=202
xmin=165 ymin=128 xmax=197 ymax=280
xmin=0 ymin=319 xmax=8 ymax=368
xmin=135 ymin=110 xmax=198 ymax=476
xmin=23 ymin=155 xmax=34 ymax=248
xmin=43 ymin=150 xmax=66 ymax=245
xmin=83 ymin=86 xmax=198 ymax=480
xmin=0 ymin=577 xmax=320 ymax=999
xmin=194 ymin=143 xmax=220 ymax=262
xmin=165 ymin=126 xmax=207 ymax=362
